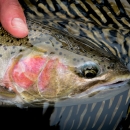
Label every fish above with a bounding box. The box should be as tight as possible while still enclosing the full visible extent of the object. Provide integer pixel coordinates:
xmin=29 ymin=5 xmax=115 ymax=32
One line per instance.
xmin=0 ymin=18 xmax=130 ymax=107
xmin=0 ymin=1 xmax=129 ymax=130
xmin=7 ymin=1 xmax=130 ymax=130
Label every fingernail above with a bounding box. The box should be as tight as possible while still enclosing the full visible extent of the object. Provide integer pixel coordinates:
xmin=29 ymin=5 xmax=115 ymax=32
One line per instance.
xmin=12 ymin=18 xmax=28 ymax=32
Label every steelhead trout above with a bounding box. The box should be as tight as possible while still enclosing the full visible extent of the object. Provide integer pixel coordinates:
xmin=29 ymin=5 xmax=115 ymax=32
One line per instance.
xmin=0 ymin=19 xmax=130 ymax=106
xmin=5 ymin=1 xmax=129 ymax=129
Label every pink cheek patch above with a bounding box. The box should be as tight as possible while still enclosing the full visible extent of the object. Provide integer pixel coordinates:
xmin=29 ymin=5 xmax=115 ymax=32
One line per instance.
xmin=38 ymin=59 xmax=67 ymax=92
xmin=12 ymin=56 xmax=47 ymax=89
xmin=4 ymin=55 xmax=67 ymax=94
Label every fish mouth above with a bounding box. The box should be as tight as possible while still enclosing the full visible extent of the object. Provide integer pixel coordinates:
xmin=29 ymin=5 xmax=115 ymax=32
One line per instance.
xmin=71 ymin=79 xmax=130 ymax=98
xmin=104 ymin=80 xmax=129 ymax=88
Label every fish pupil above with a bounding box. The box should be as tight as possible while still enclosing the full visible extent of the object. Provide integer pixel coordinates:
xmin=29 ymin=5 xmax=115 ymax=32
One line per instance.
xmin=84 ymin=69 xmax=97 ymax=78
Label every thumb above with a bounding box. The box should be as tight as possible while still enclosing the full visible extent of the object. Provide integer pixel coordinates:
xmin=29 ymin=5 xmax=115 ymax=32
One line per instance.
xmin=0 ymin=0 xmax=28 ymax=38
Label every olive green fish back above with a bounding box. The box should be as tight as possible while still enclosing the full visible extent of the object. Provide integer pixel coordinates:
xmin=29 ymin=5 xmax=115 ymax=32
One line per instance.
xmin=19 ymin=0 xmax=130 ymax=68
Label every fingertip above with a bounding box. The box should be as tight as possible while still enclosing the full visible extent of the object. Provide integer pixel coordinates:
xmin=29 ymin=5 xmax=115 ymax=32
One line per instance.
xmin=11 ymin=18 xmax=29 ymax=38
xmin=0 ymin=0 xmax=28 ymax=38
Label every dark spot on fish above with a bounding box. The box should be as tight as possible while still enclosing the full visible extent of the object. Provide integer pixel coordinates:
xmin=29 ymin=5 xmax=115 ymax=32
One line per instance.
xmin=45 ymin=42 xmax=50 ymax=44
xmin=0 ymin=54 xmax=2 ymax=57
xmin=0 ymin=44 xmax=2 ymax=46
xmin=45 ymin=33 xmax=48 ymax=36
xmin=20 ymin=43 xmax=22 ymax=46
xmin=80 ymin=24 xmax=85 ymax=28
xmin=6 ymin=40 xmax=9 ymax=42
xmin=107 ymin=66 xmax=110 ymax=69
xmin=10 ymin=40 xmax=13 ymax=43
xmin=31 ymin=38 xmax=34 ymax=41
xmin=90 ymin=49 xmax=93 ymax=51
xmin=59 ymin=52 xmax=62 ymax=55
xmin=1 ymin=33 xmax=4 ymax=36
xmin=40 ymin=34 xmax=43 ymax=37
xmin=30 ymin=45 xmax=34 ymax=47
xmin=43 ymin=21 xmax=49 ymax=25
xmin=16 ymin=39 xmax=19 ymax=41
xmin=49 ymin=37 xmax=53 ymax=40
xmin=50 ymin=52 xmax=55 ymax=54
xmin=70 ymin=48 xmax=73 ymax=50
xmin=44 ymin=51 xmax=47 ymax=54
xmin=55 ymin=48 xmax=58 ymax=51
xmin=110 ymin=63 xmax=114 ymax=68
xmin=73 ymin=58 xmax=76 ymax=61
xmin=56 ymin=42 xmax=59 ymax=44
xmin=13 ymin=46 xmax=15 ymax=49
xmin=11 ymin=52 xmax=15 ymax=54
xmin=93 ymin=55 xmax=95 ymax=56
xmin=81 ymin=58 xmax=84 ymax=60
xmin=19 ymin=49 xmax=23 ymax=52
xmin=4 ymin=46 xmax=7 ymax=50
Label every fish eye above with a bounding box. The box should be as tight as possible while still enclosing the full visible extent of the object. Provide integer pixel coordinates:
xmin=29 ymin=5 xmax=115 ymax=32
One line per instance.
xmin=75 ymin=62 xmax=99 ymax=79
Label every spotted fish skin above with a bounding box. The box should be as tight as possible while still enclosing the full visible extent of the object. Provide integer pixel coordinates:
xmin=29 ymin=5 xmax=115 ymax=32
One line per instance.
xmin=10 ymin=1 xmax=130 ymax=129
xmin=19 ymin=0 xmax=130 ymax=69
xmin=0 ymin=17 xmax=130 ymax=106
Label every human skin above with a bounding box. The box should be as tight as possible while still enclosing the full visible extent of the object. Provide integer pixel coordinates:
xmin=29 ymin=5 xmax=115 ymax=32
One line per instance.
xmin=0 ymin=0 xmax=28 ymax=38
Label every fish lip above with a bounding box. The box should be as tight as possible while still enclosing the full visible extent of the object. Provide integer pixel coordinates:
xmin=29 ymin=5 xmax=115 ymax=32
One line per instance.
xmin=70 ymin=79 xmax=130 ymax=98
xmin=104 ymin=79 xmax=129 ymax=88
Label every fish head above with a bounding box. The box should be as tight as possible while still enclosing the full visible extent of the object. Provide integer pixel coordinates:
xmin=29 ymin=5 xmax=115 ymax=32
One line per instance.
xmin=1 ymin=21 xmax=130 ymax=104
xmin=4 ymin=39 xmax=130 ymax=103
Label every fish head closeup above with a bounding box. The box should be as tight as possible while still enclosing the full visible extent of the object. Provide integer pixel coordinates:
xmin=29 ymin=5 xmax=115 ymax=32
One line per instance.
xmin=1 ymin=20 xmax=130 ymax=105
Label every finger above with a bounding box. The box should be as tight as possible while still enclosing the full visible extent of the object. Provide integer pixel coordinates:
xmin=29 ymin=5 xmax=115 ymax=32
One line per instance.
xmin=0 ymin=0 xmax=28 ymax=38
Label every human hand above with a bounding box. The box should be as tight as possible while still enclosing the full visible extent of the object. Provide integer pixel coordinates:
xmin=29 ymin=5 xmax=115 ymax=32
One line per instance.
xmin=0 ymin=0 xmax=28 ymax=38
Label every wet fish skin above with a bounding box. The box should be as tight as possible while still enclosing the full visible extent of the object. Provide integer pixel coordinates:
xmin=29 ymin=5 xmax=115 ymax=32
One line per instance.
xmin=0 ymin=19 xmax=130 ymax=106
xmin=19 ymin=0 xmax=130 ymax=68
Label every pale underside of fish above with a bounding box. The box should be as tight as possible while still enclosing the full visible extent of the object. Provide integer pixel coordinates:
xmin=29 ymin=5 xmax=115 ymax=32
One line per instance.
xmin=0 ymin=18 xmax=130 ymax=107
